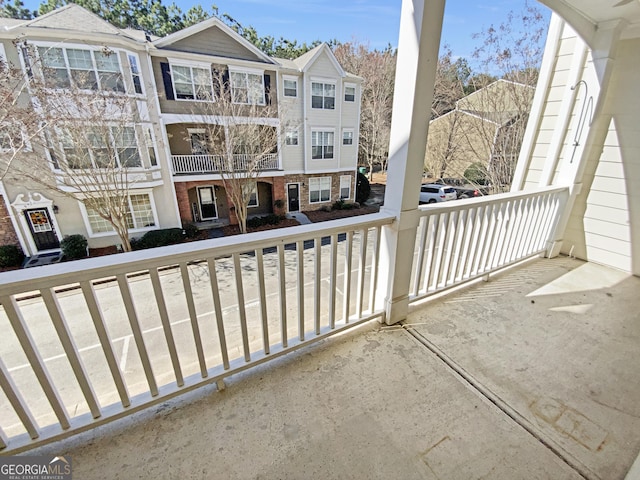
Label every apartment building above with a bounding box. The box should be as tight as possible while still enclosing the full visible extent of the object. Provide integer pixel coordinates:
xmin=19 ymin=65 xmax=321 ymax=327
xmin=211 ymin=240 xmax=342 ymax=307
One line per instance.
xmin=0 ymin=5 xmax=362 ymax=256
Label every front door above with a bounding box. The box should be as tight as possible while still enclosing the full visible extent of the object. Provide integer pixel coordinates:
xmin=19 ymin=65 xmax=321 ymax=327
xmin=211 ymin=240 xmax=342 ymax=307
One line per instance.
xmin=198 ymin=186 xmax=217 ymax=220
xmin=25 ymin=208 xmax=60 ymax=251
xmin=287 ymin=184 xmax=300 ymax=212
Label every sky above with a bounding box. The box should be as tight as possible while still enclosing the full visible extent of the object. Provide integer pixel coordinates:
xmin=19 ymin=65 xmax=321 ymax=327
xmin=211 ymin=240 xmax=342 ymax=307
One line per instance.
xmin=178 ymin=0 xmax=552 ymax=64
xmin=19 ymin=0 xmax=552 ymax=66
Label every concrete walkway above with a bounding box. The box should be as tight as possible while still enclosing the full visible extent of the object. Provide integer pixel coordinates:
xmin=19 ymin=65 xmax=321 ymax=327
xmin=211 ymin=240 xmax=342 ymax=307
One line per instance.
xmin=29 ymin=257 xmax=639 ymax=479
xmin=285 ymin=212 xmax=312 ymax=225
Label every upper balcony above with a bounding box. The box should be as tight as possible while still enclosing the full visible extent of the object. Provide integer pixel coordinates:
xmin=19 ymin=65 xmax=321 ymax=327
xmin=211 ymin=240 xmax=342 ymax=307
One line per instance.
xmin=171 ymin=153 xmax=280 ymax=175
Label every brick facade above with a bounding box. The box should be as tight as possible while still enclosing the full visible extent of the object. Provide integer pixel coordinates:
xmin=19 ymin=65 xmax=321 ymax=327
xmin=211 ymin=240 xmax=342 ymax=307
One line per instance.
xmin=0 ymin=196 xmax=19 ymax=246
xmin=283 ymin=171 xmax=356 ymax=212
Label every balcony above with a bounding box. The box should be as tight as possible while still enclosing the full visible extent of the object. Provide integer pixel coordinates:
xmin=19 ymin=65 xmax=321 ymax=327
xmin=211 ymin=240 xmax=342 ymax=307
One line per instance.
xmin=2 ymin=194 xmax=638 ymax=477
xmin=1 ymin=0 xmax=640 ymax=477
xmin=171 ymin=153 xmax=280 ymax=175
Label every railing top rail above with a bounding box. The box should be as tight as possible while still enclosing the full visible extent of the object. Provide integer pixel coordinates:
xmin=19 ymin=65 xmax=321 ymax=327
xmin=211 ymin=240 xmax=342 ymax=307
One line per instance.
xmin=416 ymin=185 xmax=569 ymax=216
xmin=0 ymin=212 xmax=394 ymax=295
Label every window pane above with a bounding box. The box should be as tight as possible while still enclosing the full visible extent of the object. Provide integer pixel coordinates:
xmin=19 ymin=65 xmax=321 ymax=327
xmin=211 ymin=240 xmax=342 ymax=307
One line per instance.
xmin=66 ymin=49 xmax=93 ymax=69
xmin=39 ymin=47 xmax=65 ymax=68
xmin=172 ymin=66 xmax=191 ymax=84
xmin=283 ymin=79 xmax=296 ymax=96
xmin=311 ymin=83 xmax=323 ymax=96
xmin=99 ymin=72 xmax=125 ymax=92
xmin=94 ymin=51 xmax=119 ymax=72
xmin=86 ymin=202 xmax=114 ymax=233
xmin=71 ymin=69 xmax=98 ymax=90
xmin=130 ymin=194 xmax=155 ymax=228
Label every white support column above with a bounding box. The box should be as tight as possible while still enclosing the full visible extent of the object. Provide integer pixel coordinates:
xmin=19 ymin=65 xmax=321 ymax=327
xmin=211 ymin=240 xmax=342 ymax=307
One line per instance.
xmin=377 ymin=0 xmax=446 ymax=325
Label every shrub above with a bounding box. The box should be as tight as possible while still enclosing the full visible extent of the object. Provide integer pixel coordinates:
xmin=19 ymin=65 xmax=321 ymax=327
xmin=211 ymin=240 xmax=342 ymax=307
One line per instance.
xmin=61 ymin=234 xmax=88 ymax=260
xmin=356 ymin=172 xmax=371 ymax=204
xmin=464 ymin=162 xmax=489 ymax=186
xmin=332 ymin=200 xmax=358 ymax=210
xmin=246 ymin=214 xmax=284 ymax=229
xmin=0 ymin=245 xmax=25 ymax=268
xmin=133 ymin=228 xmax=184 ymax=250
xmin=182 ymin=222 xmax=199 ymax=239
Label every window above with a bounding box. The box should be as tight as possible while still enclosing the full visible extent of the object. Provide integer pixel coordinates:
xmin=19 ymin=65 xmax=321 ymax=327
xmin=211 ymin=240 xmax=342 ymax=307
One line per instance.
xmin=285 ymin=128 xmax=299 ymax=146
xmin=283 ymin=77 xmax=297 ymax=97
xmin=248 ymin=184 xmax=258 ymax=207
xmin=309 ymin=177 xmax=331 ymax=203
xmin=230 ymin=70 xmax=265 ymax=105
xmin=311 ymin=130 xmax=334 ymax=159
xmin=59 ymin=126 xmax=141 ymax=169
xmin=343 ymin=130 xmax=354 ymax=145
xmin=311 ymin=82 xmax=335 ymax=109
xmin=38 ymin=46 xmax=125 ymax=92
xmin=344 ymin=84 xmax=356 ymax=102
xmin=172 ymin=65 xmax=212 ymax=100
xmin=85 ymin=193 xmax=156 ymax=235
xmin=128 ymin=54 xmax=143 ymax=94
xmin=0 ymin=123 xmax=24 ymax=152
xmin=189 ymin=131 xmax=210 ymax=155
xmin=340 ymin=175 xmax=351 ymax=200
xmin=146 ymin=129 xmax=157 ymax=166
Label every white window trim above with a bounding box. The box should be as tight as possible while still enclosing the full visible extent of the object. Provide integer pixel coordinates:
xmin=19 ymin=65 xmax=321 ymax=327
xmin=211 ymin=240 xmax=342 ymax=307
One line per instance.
xmin=0 ymin=43 xmax=6 ymax=63
xmin=340 ymin=175 xmax=352 ymax=200
xmin=282 ymin=75 xmax=298 ymax=98
xmin=53 ymin=124 xmax=144 ymax=170
xmin=34 ymin=41 xmax=129 ymax=94
xmin=79 ymin=189 xmax=159 ymax=238
xmin=285 ymin=127 xmax=299 ymax=146
xmin=168 ymin=60 xmax=214 ymax=102
xmin=127 ymin=52 xmax=144 ymax=96
xmin=310 ymin=80 xmax=337 ymax=110
xmin=342 ymin=128 xmax=355 ymax=146
xmin=308 ymin=176 xmax=332 ymax=204
xmin=248 ymin=185 xmax=259 ymax=208
xmin=311 ymin=128 xmax=335 ymax=160
xmin=344 ymin=83 xmax=356 ymax=102
xmin=0 ymin=122 xmax=31 ymax=153
xmin=229 ymin=68 xmax=265 ymax=106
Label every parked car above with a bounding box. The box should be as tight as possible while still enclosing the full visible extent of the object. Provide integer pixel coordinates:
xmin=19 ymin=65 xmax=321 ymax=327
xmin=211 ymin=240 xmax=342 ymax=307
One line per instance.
xmin=419 ymin=184 xmax=457 ymax=203
xmin=432 ymin=178 xmax=489 ymax=198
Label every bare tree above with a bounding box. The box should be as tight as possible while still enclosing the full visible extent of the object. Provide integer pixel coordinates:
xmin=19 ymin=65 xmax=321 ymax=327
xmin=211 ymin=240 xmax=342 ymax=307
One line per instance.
xmin=0 ymin=42 xmax=47 ymax=180
xmin=333 ymin=41 xmax=395 ymax=178
xmin=188 ymin=69 xmax=282 ymax=234
xmin=3 ymin=44 xmax=155 ymax=251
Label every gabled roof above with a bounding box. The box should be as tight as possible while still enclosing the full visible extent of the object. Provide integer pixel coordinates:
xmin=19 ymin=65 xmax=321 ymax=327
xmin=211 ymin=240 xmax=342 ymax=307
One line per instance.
xmin=456 ymin=79 xmax=534 ymax=115
xmin=292 ymin=43 xmax=346 ymax=77
xmin=14 ymin=4 xmax=133 ymax=38
xmin=153 ymin=16 xmax=275 ymax=64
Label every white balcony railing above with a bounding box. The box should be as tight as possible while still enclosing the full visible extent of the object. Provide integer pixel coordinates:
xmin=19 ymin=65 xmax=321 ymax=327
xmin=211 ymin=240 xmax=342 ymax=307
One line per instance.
xmin=171 ymin=153 xmax=280 ymax=175
xmin=0 ymin=187 xmax=568 ymax=453
xmin=0 ymin=214 xmax=392 ymax=453
xmin=409 ymin=186 xmax=568 ymax=302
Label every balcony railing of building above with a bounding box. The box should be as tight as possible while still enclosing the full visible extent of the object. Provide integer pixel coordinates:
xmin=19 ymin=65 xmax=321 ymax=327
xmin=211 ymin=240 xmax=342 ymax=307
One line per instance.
xmin=0 ymin=185 xmax=567 ymax=453
xmin=171 ymin=153 xmax=280 ymax=175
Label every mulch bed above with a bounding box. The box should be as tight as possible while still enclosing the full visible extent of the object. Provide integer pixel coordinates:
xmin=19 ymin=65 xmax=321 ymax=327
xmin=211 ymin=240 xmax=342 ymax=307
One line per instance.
xmin=222 ymin=218 xmax=300 ymax=236
xmin=304 ymin=205 xmax=380 ymax=223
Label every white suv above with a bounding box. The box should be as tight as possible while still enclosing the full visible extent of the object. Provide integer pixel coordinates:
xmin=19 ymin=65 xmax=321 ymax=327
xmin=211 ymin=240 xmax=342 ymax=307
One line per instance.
xmin=419 ymin=184 xmax=457 ymax=203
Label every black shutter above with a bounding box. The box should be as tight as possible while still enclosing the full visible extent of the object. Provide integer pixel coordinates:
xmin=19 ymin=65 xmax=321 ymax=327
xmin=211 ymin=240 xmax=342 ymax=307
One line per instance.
xmin=264 ymin=73 xmax=271 ymax=105
xmin=160 ymin=62 xmax=174 ymax=100
xmin=222 ymin=69 xmax=230 ymax=98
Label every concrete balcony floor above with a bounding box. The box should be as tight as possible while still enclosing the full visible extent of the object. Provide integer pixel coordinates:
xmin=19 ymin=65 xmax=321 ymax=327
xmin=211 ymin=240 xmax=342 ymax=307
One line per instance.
xmin=30 ymin=256 xmax=640 ymax=479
